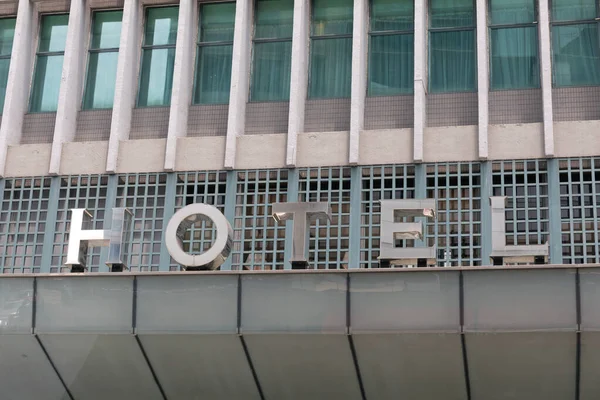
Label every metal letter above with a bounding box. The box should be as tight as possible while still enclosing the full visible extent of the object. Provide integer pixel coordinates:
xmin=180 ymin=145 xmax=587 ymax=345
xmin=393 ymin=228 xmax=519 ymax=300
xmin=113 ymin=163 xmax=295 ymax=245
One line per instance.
xmin=165 ymin=203 xmax=234 ymax=270
xmin=379 ymin=199 xmax=437 ymax=267
xmin=272 ymin=202 xmax=332 ymax=269
xmin=65 ymin=208 xmax=133 ymax=272
xmin=489 ymin=196 xmax=548 ymax=265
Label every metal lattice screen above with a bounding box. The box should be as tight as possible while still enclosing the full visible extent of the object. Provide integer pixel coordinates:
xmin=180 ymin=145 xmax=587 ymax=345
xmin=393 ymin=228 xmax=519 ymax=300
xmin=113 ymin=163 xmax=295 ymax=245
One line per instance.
xmin=0 ymin=177 xmax=52 ymax=273
xmin=173 ymin=171 xmax=227 ymax=270
xmin=52 ymin=175 xmax=109 ymax=273
xmin=116 ymin=173 xmax=167 ymax=272
xmin=492 ymin=160 xmax=550 ymax=248
xmin=360 ymin=165 xmax=416 ymax=268
xmin=299 ymin=167 xmax=351 ymax=269
xmin=426 ymin=163 xmax=482 ymax=266
xmin=559 ymin=158 xmax=600 ymax=264
xmin=232 ymin=170 xmax=288 ymax=270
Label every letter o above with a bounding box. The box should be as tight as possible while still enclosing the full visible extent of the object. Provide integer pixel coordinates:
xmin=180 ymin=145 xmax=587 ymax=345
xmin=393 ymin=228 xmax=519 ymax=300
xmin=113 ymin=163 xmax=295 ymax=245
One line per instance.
xmin=165 ymin=204 xmax=233 ymax=269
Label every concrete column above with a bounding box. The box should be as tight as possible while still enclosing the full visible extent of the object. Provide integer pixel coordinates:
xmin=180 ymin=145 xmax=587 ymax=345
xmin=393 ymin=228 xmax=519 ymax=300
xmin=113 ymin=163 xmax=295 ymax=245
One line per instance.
xmin=538 ymin=0 xmax=554 ymax=157
xmin=348 ymin=0 xmax=368 ymax=165
xmin=223 ymin=0 xmax=253 ymax=169
xmin=476 ymin=0 xmax=489 ymax=159
xmin=0 ymin=0 xmax=34 ymax=176
xmin=286 ymin=0 xmax=309 ymax=167
xmin=164 ymin=0 xmax=196 ymax=171
xmin=413 ymin=0 xmax=427 ymax=162
xmin=49 ymin=0 xmax=87 ymax=174
xmin=106 ymin=0 xmax=140 ymax=173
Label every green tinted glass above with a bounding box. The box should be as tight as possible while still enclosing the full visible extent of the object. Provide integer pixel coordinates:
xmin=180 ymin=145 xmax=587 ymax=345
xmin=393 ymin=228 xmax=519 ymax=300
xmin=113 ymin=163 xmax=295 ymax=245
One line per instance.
xmin=368 ymin=33 xmax=414 ymax=95
xmin=200 ymin=3 xmax=235 ymax=42
xmin=138 ymin=47 xmax=176 ymax=106
xmin=429 ymin=30 xmax=476 ymax=92
xmin=309 ymin=37 xmax=352 ymax=98
xmin=490 ymin=26 xmax=539 ymax=89
xmin=311 ymin=0 xmax=353 ymax=36
xmin=552 ymin=24 xmax=600 ymax=86
xmin=144 ymin=6 xmax=178 ymax=46
xmin=30 ymin=54 xmax=64 ymax=112
xmin=490 ymin=0 xmax=535 ymax=24
xmin=552 ymin=0 xmax=596 ymax=21
xmin=194 ymin=45 xmax=233 ymax=104
xmin=251 ymin=41 xmax=292 ymax=101
xmin=430 ymin=0 xmax=474 ymax=28
xmin=371 ymin=0 xmax=414 ymax=32
xmin=0 ymin=58 xmax=10 ymax=111
xmin=38 ymin=14 xmax=69 ymax=52
xmin=83 ymin=52 xmax=119 ymax=109
xmin=255 ymin=0 xmax=294 ymax=39
xmin=0 ymin=18 xmax=16 ymax=56
xmin=90 ymin=10 xmax=123 ymax=49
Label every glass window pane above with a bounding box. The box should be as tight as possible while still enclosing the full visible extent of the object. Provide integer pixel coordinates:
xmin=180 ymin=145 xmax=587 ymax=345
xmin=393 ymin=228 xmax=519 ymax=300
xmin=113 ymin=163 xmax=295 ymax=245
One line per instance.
xmin=0 ymin=58 xmax=10 ymax=111
xmin=138 ymin=47 xmax=175 ymax=106
xmin=194 ymin=45 xmax=233 ymax=104
xmin=490 ymin=0 xmax=536 ymax=25
xmin=371 ymin=0 xmax=414 ymax=32
xmin=83 ymin=52 xmax=119 ymax=109
xmin=552 ymin=0 xmax=596 ymax=21
xmin=368 ymin=33 xmax=414 ymax=95
xmin=491 ymin=26 xmax=539 ymax=89
xmin=90 ymin=10 xmax=123 ymax=49
xmin=552 ymin=24 xmax=600 ymax=87
xmin=255 ymin=0 xmax=294 ymax=39
xmin=0 ymin=18 xmax=16 ymax=56
xmin=311 ymin=0 xmax=353 ymax=36
xmin=430 ymin=0 xmax=474 ymax=28
xmin=309 ymin=37 xmax=352 ymax=98
xmin=200 ymin=3 xmax=236 ymax=42
xmin=30 ymin=54 xmax=64 ymax=112
xmin=144 ymin=6 xmax=178 ymax=46
xmin=251 ymin=41 xmax=292 ymax=101
xmin=429 ymin=30 xmax=476 ymax=92
xmin=38 ymin=14 xmax=69 ymax=52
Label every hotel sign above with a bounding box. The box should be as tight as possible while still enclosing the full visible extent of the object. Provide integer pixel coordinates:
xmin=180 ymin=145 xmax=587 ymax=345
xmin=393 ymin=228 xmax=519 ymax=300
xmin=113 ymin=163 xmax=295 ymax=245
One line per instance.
xmin=66 ymin=197 xmax=548 ymax=271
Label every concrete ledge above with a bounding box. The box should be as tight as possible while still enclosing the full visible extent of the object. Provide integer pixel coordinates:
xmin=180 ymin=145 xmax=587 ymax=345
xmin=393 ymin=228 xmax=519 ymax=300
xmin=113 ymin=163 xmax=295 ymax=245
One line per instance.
xmin=489 ymin=123 xmax=545 ymax=160
xmin=297 ymin=131 xmax=349 ymax=167
xmin=236 ymin=134 xmax=286 ymax=169
xmin=554 ymin=120 xmax=600 ymax=158
xmin=4 ymin=144 xmax=51 ymax=177
xmin=360 ymin=129 xmax=413 ymax=165
xmin=60 ymin=141 xmax=108 ymax=175
xmin=175 ymin=136 xmax=225 ymax=171
xmin=117 ymin=139 xmax=166 ymax=173
xmin=424 ymin=125 xmax=478 ymax=162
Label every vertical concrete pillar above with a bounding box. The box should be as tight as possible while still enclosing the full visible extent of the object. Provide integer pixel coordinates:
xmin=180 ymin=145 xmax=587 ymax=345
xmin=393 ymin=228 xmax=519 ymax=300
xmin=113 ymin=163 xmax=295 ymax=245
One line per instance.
xmin=49 ymin=0 xmax=87 ymax=174
xmin=0 ymin=0 xmax=34 ymax=176
xmin=285 ymin=0 xmax=309 ymax=167
xmin=538 ymin=0 xmax=554 ymax=157
xmin=348 ymin=0 xmax=368 ymax=165
xmin=476 ymin=0 xmax=489 ymax=159
xmin=224 ymin=0 xmax=253 ymax=169
xmin=413 ymin=0 xmax=427 ymax=162
xmin=106 ymin=0 xmax=140 ymax=172
xmin=164 ymin=0 xmax=196 ymax=171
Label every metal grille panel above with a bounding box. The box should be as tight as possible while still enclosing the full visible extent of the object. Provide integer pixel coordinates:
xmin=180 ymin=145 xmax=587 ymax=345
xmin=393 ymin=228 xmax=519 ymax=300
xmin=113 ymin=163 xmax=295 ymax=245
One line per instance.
xmin=75 ymin=110 xmax=112 ymax=142
xmin=426 ymin=163 xmax=482 ymax=266
xmin=116 ymin=173 xmax=168 ymax=271
xmin=492 ymin=160 xmax=550 ymax=247
xmin=0 ymin=177 xmax=51 ymax=273
xmin=489 ymin=89 xmax=543 ymax=124
xmin=304 ymin=99 xmax=351 ymax=132
xmin=552 ymin=87 xmax=600 ymax=122
xmin=52 ymin=175 xmax=109 ymax=273
xmin=360 ymin=165 xmax=416 ymax=268
xmin=559 ymin=158 xmax=600 ymax=264
xmin=187 ymin=105 xmax=229 ymax=137
xmin=232 ymin=170 xmax=288 ymax=270
xmin=130 ymin=107 xmax=170 ymax=140
xmin=21 ymin=113 xmax=56 ymax=144
xmin=364 ymin=95 xmax=414 ymax=130
xmin=299 ymin=167 xmax=351 ymax=269
xmin=245 ymin=102 xmax=289 ymax=135
xmin=426 ymin=92 xmax=478 ymax=127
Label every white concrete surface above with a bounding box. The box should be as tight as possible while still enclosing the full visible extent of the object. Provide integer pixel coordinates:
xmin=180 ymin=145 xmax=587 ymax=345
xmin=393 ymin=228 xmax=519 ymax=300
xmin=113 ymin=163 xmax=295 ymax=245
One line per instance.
xmin=349 ymin=0 xmax=367 ymax=164
xmin=60 ymin=141 xmax=108 ymax=175
xmin=424 ymin=125 xmax=479 ymax=162
xmin=224 ymin=0 xmax=253 ymax=169
xmin=360 ymin=129 xmax=413 ymax=165
xmin=236 ymin=134 xmax=286 ymax=169
xmin=413 ymin=0 xmax=426 ymax=162
xmin=175 ymin=136 xmax=226 ymax=171
xmin=488 ymin=123 xmax=545 ymax=160
xmin=538 ymin=0 xmax=554 ymax=157
xmin=117 ymin=139 xmax=166 ymax=173
xmin=296 ymin=131 xmax=350 ymax=167
xmin=554 ymin=121 xmax=600 ymax=158
xmin=476 ymin=0 xmax=488 ymax=159
xmin=4 ymin=144 xmax=51 ymax=177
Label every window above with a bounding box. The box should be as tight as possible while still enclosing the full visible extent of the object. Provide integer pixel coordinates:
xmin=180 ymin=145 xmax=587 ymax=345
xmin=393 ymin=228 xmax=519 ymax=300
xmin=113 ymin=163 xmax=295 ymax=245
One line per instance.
xmin=309 ymin=0 xmax=353 ymax=98
xmin=368 ymin=0 xmax=413 ymax=96
xmin=551 ymin=0 xmax=600 ymax=87
xmin=489 ymin=0 xmax=539 ymax=90
xmin=250 ymin=0 xmax=293 ymax=101
xmin=30 ymin=14 xmax=69 ymax=112
xmin=428 ymin=0 xmax=476 ymax=93
xmin=82 ymin=10 xmax=123 ymax=109
xmin=0 ymin=18 xmax=15 ymax=113
xmin=137 ymin=6 xmax=178 ymax=107
xmin=194 ymin=2 xmax=235 ymax=104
